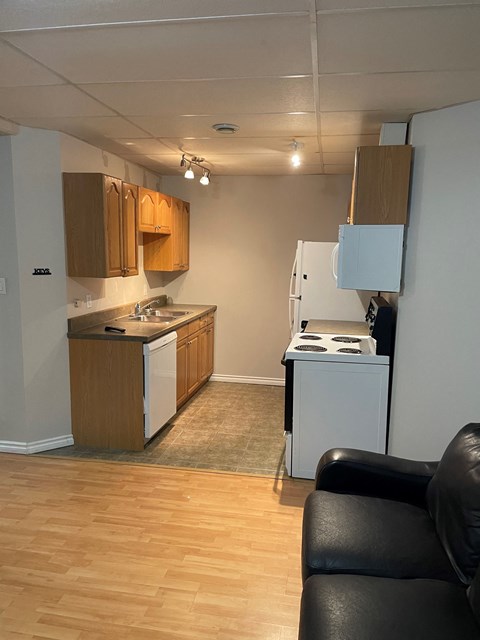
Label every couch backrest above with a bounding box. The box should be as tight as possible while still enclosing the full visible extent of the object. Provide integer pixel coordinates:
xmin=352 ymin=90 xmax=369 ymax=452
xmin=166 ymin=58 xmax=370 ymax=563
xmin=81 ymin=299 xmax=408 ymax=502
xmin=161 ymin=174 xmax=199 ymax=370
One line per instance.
xmin=426 ymin=423 xmax=480 ymax=584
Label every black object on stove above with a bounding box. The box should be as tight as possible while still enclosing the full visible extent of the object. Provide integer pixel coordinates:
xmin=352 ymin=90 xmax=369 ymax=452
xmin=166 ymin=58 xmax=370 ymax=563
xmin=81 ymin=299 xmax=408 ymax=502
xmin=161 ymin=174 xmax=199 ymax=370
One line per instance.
xmin=337 ymin=348 xmax=362 ymax=354
xmin=294 ymin=345 xmax=327 ymax=352
xmin=299 ymin=334 xmax=322 ymax=341
xmin=331 ymin=336 xmax=361 ymax=344
xmin=366 ymin=296 xmax=393 ymax=356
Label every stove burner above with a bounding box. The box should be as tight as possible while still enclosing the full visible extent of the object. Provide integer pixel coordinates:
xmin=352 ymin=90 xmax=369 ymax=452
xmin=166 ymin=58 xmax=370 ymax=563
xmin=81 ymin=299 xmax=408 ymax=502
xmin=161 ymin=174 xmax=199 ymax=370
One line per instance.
xmin=299 ymin=334 xmax=322 ymax=341
xmin=337 ymin=348 xmax=362 ymax=354
xmin=332 ymin=336 xmax=361 ymax=344
xmin=294 ymin=345 xmax=327 ymax=352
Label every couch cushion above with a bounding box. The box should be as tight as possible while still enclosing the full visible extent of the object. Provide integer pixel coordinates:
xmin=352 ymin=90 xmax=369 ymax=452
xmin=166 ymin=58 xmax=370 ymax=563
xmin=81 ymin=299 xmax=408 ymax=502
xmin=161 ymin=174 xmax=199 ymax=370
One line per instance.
xmin=427 ymin=423 xmax=480 ymax=584
xmin=302 ymin=490 xmax=458 ymax=582
xmin=299 ymin=574 xmax=480 ymax=640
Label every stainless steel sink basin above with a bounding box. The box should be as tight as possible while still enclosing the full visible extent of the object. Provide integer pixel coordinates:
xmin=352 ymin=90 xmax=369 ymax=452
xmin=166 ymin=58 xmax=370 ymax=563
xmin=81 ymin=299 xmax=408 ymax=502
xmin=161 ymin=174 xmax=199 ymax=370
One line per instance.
xmin=126 ymin=315 xmax=176 ymax=323
xmin=150 ymin=309 xmax=191 ymax=317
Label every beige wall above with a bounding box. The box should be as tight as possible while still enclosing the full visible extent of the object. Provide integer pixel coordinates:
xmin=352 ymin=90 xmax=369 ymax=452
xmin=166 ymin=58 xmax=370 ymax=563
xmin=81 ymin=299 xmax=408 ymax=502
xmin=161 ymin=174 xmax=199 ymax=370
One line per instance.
xmin=160 ymin=175 xmax=352 ymax=381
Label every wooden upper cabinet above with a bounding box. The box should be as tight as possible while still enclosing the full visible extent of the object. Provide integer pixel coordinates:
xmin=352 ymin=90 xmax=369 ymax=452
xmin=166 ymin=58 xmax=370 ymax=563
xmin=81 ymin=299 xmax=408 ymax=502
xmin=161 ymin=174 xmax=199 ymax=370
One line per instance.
xmin=121 ymin=183 xmax=139 ymax=277
xmin=138 ymin=187 xmax=172 ymax=234
xmin=138 ymin=188 xmax=156 ymax=232
xmin=63 ymin=173 xmax=138 ymax=278
xmin=143 ymin=197 xmax=190 ymax=272
xmin=348 ymin=145 xmax=412 ymax=225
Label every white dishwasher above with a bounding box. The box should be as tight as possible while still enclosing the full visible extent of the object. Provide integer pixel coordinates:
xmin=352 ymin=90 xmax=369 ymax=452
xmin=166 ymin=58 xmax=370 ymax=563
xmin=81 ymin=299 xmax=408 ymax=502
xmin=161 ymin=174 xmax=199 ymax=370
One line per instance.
xmin=143 ymin=332 xmax=177 ymax=439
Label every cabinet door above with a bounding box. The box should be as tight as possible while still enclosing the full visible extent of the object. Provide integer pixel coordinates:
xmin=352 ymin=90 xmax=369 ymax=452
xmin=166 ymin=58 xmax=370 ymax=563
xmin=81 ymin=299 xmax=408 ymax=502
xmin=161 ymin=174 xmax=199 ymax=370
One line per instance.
xmin=157 ymin=192 xmax=172 ymax=234
xmin=187 ymin=334 xmax=201 ymax=396
xmin=349 ymin=145 xmax=412 ymax=225
xmin=122 ymin=183 xmax=139 ymax=276
xmin=176 ymin=339 xmax=188 ymax=408
xmin=104 ymin=176 xmax=123 ymax=277
xmin=138 ymin=188 xmax=157 ymax=232
xmin=180 ymin=201 xmax=190 ymax=270
xmin=172 ymin=198 xmax=184 ymax=270
xmin=199 ymin=327 xmax=209 ymax=382
xmin=206 ymin=324 xmax=214 ymax=377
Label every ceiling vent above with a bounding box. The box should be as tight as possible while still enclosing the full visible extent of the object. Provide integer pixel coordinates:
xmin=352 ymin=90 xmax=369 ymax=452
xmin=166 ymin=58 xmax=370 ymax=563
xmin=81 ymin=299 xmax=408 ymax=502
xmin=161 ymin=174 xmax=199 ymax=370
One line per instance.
xmin=212 ymin=123 xmax=239 ymax=134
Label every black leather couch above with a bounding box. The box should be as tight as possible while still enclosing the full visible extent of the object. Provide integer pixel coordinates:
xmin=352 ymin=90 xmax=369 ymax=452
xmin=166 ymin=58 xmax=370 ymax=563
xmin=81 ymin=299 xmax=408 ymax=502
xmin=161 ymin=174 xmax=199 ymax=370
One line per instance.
xmin=299 ymin=423 xmax=480 ymax=640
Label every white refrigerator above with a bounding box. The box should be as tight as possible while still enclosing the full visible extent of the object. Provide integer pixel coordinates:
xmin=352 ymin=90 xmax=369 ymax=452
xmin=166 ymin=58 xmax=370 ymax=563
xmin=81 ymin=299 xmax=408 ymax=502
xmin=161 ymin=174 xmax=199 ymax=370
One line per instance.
xmin=289 ymin=241 xmax=367 ymax=337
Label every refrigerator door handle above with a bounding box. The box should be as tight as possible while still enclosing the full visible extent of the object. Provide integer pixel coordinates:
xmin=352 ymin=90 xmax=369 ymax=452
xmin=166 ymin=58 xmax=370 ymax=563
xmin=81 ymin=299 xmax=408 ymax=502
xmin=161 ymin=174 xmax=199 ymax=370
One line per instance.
xmin=331 ymin=243 xmax=339 ymax=282
xmin=289 ymin=255 xmax=297 ymax=297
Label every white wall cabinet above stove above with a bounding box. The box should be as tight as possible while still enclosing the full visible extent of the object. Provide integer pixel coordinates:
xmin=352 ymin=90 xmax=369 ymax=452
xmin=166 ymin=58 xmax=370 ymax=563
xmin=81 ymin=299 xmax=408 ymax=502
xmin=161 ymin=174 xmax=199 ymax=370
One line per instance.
xmin=335 ymin=224 xmax=404 ymax=292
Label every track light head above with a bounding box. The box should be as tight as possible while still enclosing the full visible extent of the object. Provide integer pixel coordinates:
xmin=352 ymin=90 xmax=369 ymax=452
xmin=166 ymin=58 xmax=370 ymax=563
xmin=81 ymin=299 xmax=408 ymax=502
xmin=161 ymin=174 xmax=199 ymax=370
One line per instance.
xmin=200 ymin=169 xmax=210 ymax=186
xmin=184 ymin=163 xmax=195 ymax=179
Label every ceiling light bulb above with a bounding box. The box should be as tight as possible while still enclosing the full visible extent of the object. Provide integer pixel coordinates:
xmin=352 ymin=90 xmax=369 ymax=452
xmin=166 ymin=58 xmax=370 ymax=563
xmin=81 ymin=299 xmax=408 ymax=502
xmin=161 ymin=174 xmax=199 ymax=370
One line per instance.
xmin=184 ymin=163 xmax=194 ymax=179
xmin=200 ymin=170 xmax=210 ymax=186
xmin=290 ymin=140 xmax=302 ymax=168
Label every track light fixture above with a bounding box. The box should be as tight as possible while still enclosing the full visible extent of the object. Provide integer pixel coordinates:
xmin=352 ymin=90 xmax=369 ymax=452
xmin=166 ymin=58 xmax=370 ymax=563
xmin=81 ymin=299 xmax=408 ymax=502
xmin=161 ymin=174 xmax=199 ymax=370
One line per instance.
xmin=180 ymin=154 xmax=211 ymax=185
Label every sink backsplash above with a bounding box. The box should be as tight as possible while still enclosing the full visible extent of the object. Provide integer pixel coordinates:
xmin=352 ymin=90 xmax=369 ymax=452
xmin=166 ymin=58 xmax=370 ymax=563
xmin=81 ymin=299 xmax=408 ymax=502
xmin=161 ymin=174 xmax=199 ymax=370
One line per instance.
xmin=68 ymin=295 xmax=168 ymax=332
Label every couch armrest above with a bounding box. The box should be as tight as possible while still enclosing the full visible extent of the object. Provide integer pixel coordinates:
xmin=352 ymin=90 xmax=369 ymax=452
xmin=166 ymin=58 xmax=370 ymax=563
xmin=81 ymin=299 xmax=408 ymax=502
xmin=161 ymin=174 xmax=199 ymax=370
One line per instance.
xmin=315 ymin=448 xmax=439 ymax=506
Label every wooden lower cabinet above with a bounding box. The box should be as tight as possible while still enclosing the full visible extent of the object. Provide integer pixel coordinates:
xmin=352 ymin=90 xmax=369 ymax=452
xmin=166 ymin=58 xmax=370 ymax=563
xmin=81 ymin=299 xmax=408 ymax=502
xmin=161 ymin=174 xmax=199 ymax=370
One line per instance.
xmin=176 ymin=312 xmax=215 ymax=409
xmin=69 ymin=339 xmax=145 ymax=451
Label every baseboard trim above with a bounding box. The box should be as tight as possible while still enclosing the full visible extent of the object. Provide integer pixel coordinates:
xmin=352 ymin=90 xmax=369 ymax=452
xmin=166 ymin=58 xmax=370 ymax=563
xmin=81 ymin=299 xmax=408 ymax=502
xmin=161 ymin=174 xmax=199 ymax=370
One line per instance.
xmin=0 ymin=434 xmax=74 ymax=455
xmin=210 ymin=374 xmax=285 ymax=387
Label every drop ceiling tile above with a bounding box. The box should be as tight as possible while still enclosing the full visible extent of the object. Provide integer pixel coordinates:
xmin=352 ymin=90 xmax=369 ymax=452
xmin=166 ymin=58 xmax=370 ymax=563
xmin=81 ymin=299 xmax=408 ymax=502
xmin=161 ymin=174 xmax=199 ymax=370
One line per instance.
xmin=82 ymin=77 xmax=315 ymax=116
xmin=0 ymin=85 xmax=115 ymax=118
xmin=318 ymin=70 xmax=480 ymax=112
xmin=4 ymin=15 xmax=312 ymax=83
xmin=317 ymin=6 xmax=480 ymax=74
xmin=323 ymin=165 xmax=353 ymax=175
xmin=322 ymin=151 xmax=355 ymax=165
xmin=128 ymin=113 xmax=317 ymax=138
xmin=321 ymin=134 xmax=378 ymax=152
xmin=13 ymin=116 xmax=151 ymax=138
xmin=161 ymin=136 xmax=319 ymax=155
xmin=0 ymin=0 xmax=309 ymax=31
xmin=320 ymin=110 xmax=412 ymax=135
xmin=0 ymin=41 xmax=64 ymax=86
xmin=113 ymin=138 xmax=176 ymax=154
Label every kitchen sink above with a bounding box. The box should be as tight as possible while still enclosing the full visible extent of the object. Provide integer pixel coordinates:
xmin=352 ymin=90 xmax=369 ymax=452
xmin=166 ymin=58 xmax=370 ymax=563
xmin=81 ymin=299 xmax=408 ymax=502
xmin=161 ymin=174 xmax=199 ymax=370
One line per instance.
xmin=126 ymin=315 xmax=176 ymax=323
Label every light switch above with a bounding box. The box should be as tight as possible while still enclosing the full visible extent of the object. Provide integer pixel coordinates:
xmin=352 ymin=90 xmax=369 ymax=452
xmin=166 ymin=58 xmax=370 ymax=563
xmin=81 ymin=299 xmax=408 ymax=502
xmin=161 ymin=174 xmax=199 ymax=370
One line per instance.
xmin=0 ymin=278 xmax=6 ymax=294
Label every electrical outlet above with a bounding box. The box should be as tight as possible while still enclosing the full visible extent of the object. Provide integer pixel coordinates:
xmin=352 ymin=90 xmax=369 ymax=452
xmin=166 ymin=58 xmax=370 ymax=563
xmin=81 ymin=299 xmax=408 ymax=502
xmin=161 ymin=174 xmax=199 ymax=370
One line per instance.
xmin=73 ymin=298 xmax=81 ymax=308
xmin=0 ymin=278 xmax=5 ymax=294
xmin=86 ymin=294 xmax=92 ymax=308
xmin=143 ymin=284 xmax=148 ymax=296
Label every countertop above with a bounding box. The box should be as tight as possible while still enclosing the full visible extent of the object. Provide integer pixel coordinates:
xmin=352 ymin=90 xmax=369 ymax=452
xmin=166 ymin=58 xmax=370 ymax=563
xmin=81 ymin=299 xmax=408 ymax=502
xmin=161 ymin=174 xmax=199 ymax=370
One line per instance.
xmin=305 ymin=319 xmax=369 ymax=335
xmin=67 ymin=303 xmax=217 ymax=343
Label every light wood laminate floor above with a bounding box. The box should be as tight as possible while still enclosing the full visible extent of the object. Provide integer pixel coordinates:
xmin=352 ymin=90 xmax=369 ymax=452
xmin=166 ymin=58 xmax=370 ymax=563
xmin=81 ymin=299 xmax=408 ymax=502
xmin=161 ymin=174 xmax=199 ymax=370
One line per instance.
xmin=0 ymin=454 xmax=312 ymax=640
xmin=39 ymin=383 xmax=287 ymax=477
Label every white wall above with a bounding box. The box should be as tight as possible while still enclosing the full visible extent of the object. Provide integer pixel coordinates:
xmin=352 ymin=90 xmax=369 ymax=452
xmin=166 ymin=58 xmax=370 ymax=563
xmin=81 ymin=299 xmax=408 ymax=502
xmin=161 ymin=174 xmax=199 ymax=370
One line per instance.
xmin=389 ymin=100 xmax=480 ymax=459
xmin=0 ymin=129 xmax=71 ymax=448
xmin=160 ymin=175 xmax=352 ymax=381
xmin=0 ymin=136 xmax=27 ymax=443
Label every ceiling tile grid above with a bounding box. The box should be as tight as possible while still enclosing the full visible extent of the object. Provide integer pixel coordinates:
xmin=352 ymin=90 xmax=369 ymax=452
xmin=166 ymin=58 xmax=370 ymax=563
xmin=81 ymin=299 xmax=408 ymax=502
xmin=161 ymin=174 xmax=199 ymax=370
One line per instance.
xmin=0 ymin=1 xmax=479 ymax=175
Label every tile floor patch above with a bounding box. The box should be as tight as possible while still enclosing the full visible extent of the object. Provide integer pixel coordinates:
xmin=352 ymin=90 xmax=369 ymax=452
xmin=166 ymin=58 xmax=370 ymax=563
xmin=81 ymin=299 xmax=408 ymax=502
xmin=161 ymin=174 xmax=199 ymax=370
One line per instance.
xmin=35 ymin=382 xmax=287 ymax=478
